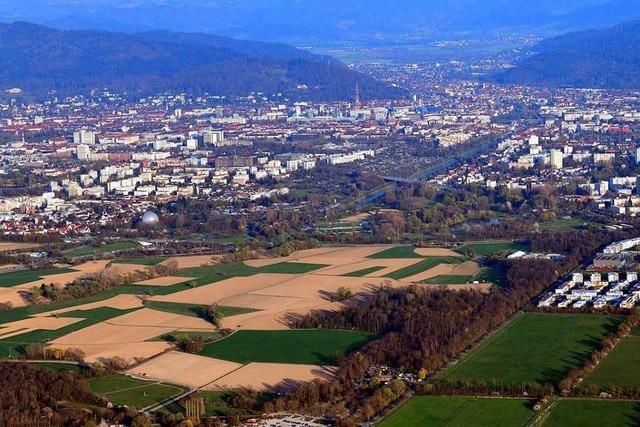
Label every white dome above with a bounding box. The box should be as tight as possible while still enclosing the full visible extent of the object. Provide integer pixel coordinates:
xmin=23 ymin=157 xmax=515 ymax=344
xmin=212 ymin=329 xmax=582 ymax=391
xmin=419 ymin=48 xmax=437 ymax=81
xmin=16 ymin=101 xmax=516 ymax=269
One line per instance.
xmin=141 ymin=211 xmax=160 ymax=226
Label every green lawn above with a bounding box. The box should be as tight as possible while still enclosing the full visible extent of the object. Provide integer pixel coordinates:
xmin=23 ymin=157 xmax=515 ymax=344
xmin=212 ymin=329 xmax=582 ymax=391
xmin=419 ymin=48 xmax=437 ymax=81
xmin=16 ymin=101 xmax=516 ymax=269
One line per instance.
xmin=386 ymin=257 xmax=461 ymax=280
xmin=539 ymin=218 xmax=587 ymax=232
xmin=541 ymin=399 xmax=640 ymax=427
xmin=89 ymin=374 xmax=184 ymax=409
xmin=440 ymin=313 xmax=620 ymax=385
xmin=583 ymin=336 xmax=640 ymax=390
xmin=143 ymin=300 xmax=259 ymax=319
xmin=65 ymin=241 xmax=139 ymax=258
xmin=422 ymin=275 xmax=473 ymax=284
xmin=0 ymin=267 xmax=77 ymax=288
xmin=343 ymin=266 xmax=386 ymax=277
xmin=381 ymin=396 xmax=534 ymax=427
xmin=32 ymin=361 xmax=87 ymax=374
xmin=368 ymin=246 xmax=423 ymax=259
xmin=198 ymin=330 xmax=375 ymax=365
xmin=455 ymin=241 xmax=528 ymax=257
xmin=474 ymin=266 xmax=507 ymax=286
xmin=112 ymin=256 xmax=167 ymax=266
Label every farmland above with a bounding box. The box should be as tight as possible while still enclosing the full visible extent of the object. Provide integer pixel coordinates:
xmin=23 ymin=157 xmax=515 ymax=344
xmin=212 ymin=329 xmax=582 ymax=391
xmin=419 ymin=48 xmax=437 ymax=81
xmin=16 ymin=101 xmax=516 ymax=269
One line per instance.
xmin=198 ymin=330 xmax=375 ymax=365
xmin=0 ymin=267 xmax=77 ymax=287
xmin=440 ymin=313 xmax=620 ymax=385
xmin=0 ymin=246 xmax=494 ymax=391
xmin=582 ymin=336 xmax=640 ymax=390
xmin=540 ymin=399 xmax=640 ymax=427
xmin=386 ymin=257 xmax=461 ymax=280
xmin=381 ymin=396 xmax=535 ymax=427
xmin=88 ymin=374 xmax=185 ymax=409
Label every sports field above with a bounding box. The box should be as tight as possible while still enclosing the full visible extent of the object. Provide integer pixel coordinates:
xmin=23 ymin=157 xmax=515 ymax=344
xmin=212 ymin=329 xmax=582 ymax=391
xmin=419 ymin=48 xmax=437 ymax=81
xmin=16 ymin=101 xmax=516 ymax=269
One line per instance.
xmin=381 ymin=396 xmax=534 ymax=427
xmin=440 ymin=313 xmax=620 ymax=385
xmin=198 ymin=330 xmax=374 ymax=365
xmin=540 ymin=399 xmax=640 ymax=427
xmin=455 ymin=241 xmax=527 ymax=257
xmin=583 ymin=336 xmax=640 ymax=390
xmin=88 ymin=374 xmax=185 ymax=409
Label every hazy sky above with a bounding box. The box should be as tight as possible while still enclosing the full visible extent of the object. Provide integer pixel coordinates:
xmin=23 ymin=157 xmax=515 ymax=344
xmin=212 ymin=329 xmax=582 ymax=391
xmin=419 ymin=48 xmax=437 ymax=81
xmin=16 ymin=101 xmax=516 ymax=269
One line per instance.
xmin=1 ymin=0 xmax=638 ymax=44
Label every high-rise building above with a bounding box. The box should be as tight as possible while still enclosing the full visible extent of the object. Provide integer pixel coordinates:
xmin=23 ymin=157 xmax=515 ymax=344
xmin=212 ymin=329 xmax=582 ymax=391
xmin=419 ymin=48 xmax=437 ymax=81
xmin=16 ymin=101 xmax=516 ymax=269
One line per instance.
xmin=203 ymin=131 xmax=225 ymax=146
xmin=550 ymin=149 xmax=563 ymax=170
xmin=634 ymin=147 xmax=640 ymax=164
xmin=74 ymin=129 xmax=96 ymax=145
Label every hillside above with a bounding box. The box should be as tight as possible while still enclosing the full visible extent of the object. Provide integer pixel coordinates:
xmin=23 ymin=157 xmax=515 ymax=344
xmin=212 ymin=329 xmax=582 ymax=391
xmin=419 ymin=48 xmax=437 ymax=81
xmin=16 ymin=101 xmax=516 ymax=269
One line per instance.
xmin=3 ymin=0 xmax=640 ymax=43
xmin=0 ymin=22 xmax=404 ymax=100
xmin=494 ymin=20 xmax=640 ymax=89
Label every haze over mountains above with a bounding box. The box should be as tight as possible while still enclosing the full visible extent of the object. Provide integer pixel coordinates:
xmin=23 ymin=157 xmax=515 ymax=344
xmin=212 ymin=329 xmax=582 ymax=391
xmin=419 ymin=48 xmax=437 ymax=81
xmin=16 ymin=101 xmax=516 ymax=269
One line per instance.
xmin=0 ymin=22 xmax=404 ymax=100
xmin=2 ymin=0 xmax=640 ymax=45
xmin=495 ymin=20 xmax=640 ymax=89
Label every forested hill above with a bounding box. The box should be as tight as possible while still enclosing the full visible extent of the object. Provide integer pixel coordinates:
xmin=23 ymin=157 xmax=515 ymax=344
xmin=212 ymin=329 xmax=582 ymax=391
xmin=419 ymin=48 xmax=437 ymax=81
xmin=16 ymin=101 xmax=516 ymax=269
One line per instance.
xmin=0 ymin=22 xmax=405 ymax=101
xmin=494 ymin=20 xmax=640 ymax=89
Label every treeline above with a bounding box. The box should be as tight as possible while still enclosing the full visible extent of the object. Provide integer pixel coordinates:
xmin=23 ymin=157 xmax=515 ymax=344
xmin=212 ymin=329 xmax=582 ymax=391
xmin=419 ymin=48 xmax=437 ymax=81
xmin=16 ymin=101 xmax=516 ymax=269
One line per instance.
xmin=0 ymin=363 xmax=102 ymax=426
xmin=274 ymin=258 xmax=559 ymax=423
xmin=531 ymin=230 xmax=616 ymax=273
xmin=28 ymin=260 xmax=179 ymax=303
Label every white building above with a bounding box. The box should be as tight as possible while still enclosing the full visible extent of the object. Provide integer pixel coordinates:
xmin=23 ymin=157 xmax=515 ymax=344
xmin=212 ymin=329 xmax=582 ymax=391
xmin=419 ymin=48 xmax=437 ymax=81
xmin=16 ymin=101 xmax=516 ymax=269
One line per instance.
xmin=74 ymin=129 xmax=96 ymax=145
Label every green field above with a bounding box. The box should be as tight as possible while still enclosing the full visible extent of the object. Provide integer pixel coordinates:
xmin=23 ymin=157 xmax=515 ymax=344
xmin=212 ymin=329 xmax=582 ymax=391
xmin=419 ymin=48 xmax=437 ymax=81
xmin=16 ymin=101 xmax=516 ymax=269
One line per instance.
xmin=343 ymin=266 xmax=386 ymax=277
xmin=143 ymin=300 xmax=259 ymax=319
xmin=540 ymin=399 xmax=640 ymax=427
xmin=539 ymin=218 xmax=587 ymax=232
xmin=474 ymin=266 xmax=507 ymax=285
xmin=198 ymin=330 xmax=375 ymax=365
xmin=257 ymin=262 xmax=328 ymax=274
xmin=583 ymin=336 xmax=640 ymax=390
xmin=65 ymin=241 xmax=139 ymax=258
xmin=0 ymin=260 xmax=318 ymax=327
xmin=0 ymin=267 xmax=77 ymax=288
xmin=32 ymin=361 xmax=87 ymax=374
xmin=456 ymin=241 xmax=527 ymax=257
xmin=386 ymin=257 xmax=461 ymax=280
xmin=381 ymin=396 xmax=534 ymax=427
xmin=89 ymin=374 xmax=184 ymax=409
xmin=0 ymin=307 xmax=139 ymax=357
xmin=422 ymin=275 xmax=473 ymax=284
xmin=368 ymin=246 xmax=423 ymax=259
xmin=440 ymin=313 xmax=620 ymax=385
xmin=112 ymin=256 xmax=167 ymax=266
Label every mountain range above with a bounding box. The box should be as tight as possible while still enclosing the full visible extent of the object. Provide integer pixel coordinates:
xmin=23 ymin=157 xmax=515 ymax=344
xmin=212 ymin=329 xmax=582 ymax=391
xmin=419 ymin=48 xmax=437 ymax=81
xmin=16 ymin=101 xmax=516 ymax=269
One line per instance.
xmin=0 ymin=22 xmax=404 ymax=100
xmin=2 ymin=1 xmax=640 ymax=45
xmin=494 ymin=20 xmax=640 ymax=89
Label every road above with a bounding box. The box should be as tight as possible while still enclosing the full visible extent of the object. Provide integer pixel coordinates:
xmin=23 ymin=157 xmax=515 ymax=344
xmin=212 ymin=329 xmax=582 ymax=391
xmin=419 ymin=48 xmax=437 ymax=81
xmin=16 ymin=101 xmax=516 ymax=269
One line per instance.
xmin=359 ymin=136 xmax=499 ymax=205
